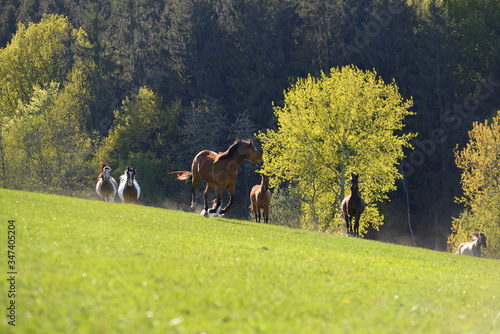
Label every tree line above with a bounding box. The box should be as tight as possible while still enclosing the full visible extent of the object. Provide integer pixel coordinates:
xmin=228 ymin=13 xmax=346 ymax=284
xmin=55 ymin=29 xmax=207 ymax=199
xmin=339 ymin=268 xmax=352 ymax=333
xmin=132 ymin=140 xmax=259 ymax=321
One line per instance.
xmin=0 ymin=0 xmax=499 ymax=254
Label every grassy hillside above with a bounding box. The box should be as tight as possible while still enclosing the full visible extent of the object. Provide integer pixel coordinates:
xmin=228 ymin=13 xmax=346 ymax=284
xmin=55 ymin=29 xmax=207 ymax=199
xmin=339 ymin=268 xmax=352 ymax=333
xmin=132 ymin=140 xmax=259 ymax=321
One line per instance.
xmin=1 ymin=189 xmax=498 ymax=333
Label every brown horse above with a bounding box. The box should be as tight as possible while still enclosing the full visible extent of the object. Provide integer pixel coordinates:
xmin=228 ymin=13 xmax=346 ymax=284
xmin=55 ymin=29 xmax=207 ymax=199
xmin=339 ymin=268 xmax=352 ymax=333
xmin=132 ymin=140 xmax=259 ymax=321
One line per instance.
xmin=173 ymin=139 xmax=263 ymax=216
xmin=250 ymin=174 xmax=272 ymax=223
xmin=340 ymin=173 xmax=366 ymax=237
xmin=118 ymin=167 xmax=141 ymax=203
xmin=457 ymin=232 xmax=487 ymax=257
xmin=95 ymin=160 xmax=118 ymax=202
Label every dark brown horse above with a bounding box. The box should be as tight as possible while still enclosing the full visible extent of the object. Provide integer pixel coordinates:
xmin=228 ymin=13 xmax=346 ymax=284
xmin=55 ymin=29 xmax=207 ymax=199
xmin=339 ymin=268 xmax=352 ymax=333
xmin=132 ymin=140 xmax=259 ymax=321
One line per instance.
xmin=457 ymin=232 xmax=487 ymax=257
xmin=95 ymin=160 xmax=118 ymax=202
xmin=173 ymin=139 xmax=263 ymax=216
xmin=118 ymin=167 xmax=141 ymax=203
xmin=340 ymin=173 xmax=365 ymax=237
xmin=250 ymin=174 xmax=272 ymax=224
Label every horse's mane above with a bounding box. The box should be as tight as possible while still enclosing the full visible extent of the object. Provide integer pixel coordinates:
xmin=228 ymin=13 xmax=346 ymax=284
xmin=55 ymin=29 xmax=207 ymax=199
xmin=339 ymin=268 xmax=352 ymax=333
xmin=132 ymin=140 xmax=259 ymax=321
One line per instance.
xmin=99 ymin=159 xmax=109 ymax=171
xmin=119 ymin=173 xmax=127 ymax=183
xmin=98 ymin=159 xmax=109 ymax=179
xmin=217 ymin=139 xmax=251 ymax=160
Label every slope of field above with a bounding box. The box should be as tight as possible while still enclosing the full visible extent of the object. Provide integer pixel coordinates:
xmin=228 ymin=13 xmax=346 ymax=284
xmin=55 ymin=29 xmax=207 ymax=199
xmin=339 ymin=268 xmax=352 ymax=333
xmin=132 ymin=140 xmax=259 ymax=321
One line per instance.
xmin=0 ymin=189 xmax=498 ymax=333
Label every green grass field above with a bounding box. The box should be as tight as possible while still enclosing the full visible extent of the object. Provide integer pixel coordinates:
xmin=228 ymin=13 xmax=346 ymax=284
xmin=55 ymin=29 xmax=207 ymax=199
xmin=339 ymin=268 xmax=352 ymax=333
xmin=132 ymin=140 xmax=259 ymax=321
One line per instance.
xmin=1 ymin=189 xmax=499 ymax=333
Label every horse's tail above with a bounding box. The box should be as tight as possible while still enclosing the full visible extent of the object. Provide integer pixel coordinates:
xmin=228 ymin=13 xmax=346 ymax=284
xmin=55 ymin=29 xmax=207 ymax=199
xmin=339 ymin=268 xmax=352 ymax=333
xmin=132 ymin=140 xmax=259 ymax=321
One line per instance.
xmin=170 ymin=171 xmax=192 ymax=182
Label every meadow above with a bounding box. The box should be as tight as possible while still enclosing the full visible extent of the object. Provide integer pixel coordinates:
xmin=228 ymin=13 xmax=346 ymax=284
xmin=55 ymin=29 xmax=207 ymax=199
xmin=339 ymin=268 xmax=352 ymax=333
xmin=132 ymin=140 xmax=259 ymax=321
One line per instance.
xmin=0 ymin=188 xmax=498 ymax=333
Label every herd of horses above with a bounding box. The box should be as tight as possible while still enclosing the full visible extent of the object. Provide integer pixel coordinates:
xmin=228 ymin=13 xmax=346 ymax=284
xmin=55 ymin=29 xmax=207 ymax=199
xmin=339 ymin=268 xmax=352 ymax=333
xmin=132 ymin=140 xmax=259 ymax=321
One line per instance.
xmin=96 ymin=139 xmax=487 ymax=257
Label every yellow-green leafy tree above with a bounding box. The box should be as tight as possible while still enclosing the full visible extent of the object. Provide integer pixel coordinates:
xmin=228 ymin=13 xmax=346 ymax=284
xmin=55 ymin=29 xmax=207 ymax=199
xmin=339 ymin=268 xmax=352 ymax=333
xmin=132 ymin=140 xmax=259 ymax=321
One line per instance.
xmin=449 ymin=111 xmax=500 ymax=258
xmin=99 ymin=87 xmax=181 ymax=202
xmin=257 ymin=65 xmax=415 ymax=234
xmin=0 ymin=14 xmax=72 ymax=117
xmin=1 ymin=60 xmax=96 ymax=194
xmin=0 ymin=15 xmax=95 ymax=194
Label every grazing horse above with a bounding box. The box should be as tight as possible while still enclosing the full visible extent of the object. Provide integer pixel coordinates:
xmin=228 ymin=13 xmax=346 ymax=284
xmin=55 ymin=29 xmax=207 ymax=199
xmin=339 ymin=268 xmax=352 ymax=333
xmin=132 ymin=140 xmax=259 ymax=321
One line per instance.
xmin=96 ymin=161 xmax=118 ymax=202
xmin=250 ymin=174 xmax=272 ymax=224
xmin=173 ymin=139 xmax=263 ymax=216
xmin=118 ymin=167 xmax=141 ymax=203
xmin=457 ymin=232 xmax=487 ymax=257
xmin=340 ymin=173 xmax=366 ymax=237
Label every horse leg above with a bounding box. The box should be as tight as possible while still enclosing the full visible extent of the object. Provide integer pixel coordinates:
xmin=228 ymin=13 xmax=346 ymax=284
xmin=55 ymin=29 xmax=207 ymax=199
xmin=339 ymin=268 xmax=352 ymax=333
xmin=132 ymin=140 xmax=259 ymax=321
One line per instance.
xmin=341 ymin=200 xmax=351 ymax=236
xmin=252 ymin=202 xmax=258 ymax=222
xmin=209 ymin=187 xmax=223 ymax=214
xmin=257 ymin=207 xmax=261 ymax=223
xmin=354 ymin=213 xmax=360 ymax=237
xmin=202 ymin=183 xmax=213 ymax=215
xmin=345 ymin=213 xmax=352 ymax=236
xmin=220 ymin=183 xmax=235 ymax=214
xmin=263 ymin=207 xmax=269 ymax=224
xmin=190 ymin=175 xmax=200 ymax=211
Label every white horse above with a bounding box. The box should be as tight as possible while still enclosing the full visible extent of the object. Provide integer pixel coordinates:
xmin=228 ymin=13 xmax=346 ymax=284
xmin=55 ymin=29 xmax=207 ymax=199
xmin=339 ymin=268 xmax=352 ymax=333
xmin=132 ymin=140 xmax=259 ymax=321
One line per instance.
xmin=118 ymin=167 xmax=141 ymax=203
xmin=456 ymin=232 xmax=487 ymax=257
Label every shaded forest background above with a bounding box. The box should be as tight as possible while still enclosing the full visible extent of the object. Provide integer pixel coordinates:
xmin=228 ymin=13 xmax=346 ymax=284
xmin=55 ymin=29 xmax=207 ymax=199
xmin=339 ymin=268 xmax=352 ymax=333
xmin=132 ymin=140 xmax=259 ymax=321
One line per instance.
xmin=1 ymin=0 xmax=499 ymax=250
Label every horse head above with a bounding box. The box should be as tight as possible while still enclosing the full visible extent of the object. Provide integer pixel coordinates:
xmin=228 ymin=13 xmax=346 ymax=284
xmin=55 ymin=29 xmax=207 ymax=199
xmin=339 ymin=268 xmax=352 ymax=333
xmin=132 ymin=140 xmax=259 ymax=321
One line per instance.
xmin=126 ymin=167 xmax=136 ymax=187
xmin=476 ymin=232 xmax=487 ymax=248
xmin=349 ymin=173 xmax=360 ymax=192
xmin=102 ymin=165 xmax=112 ymax=181
xmin=261 ymin=174 xmax=270 ymax=190
xmin=240 ymin=140 xmax=264 ymax=167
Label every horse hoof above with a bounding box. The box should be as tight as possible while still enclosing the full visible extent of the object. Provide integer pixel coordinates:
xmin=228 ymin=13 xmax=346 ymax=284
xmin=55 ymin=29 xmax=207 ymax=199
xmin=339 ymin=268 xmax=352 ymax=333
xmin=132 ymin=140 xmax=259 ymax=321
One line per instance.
xmin=201 ymin=209 xmax=219 ymax=218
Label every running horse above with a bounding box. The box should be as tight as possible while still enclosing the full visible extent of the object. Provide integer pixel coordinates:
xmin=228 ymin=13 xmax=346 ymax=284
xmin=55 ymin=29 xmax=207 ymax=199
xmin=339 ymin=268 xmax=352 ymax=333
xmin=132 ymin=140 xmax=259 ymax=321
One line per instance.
xmin=250 ymin=174 xmax=272 ymax=224
xmin=96 ymin=160 xmax=118 ymax=202
xmin=340 ymin=173 xmax=366 ymax=237
xmin=118 ymin=167 xmax=141 ymax=203
xmin=173 ymin=139 xmax=263 ymax=216
xmin=457 ymin=232 xmax=487 ymax=257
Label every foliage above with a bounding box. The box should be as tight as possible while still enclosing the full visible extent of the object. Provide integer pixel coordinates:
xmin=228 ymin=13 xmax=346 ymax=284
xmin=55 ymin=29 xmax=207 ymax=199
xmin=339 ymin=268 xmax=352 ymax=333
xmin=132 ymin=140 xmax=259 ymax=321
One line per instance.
xmin=444 ymin=0 xmax=500 ymax=82
xmin=0 ymin=14 xmax=72 ymax=117
xmin=101 ymin=87 xmax=179 ymax=161
xmin=179 ymin=98 xmax=228 ymax=160
xmin=2 ymin=188 xmax=499 ymax=333
xmin=0 ymin=14 xmax=95 ymax=195
xmin=258 ymin=65 xmax=415 ymax=234
xmin=267 ymin=186 xmax=303 ymax=229
xmin=99 ymin=87 xmax=181 ymax=203
xmin=1 ymin=75 xmax=95 ymax=194
xmin=450 ymin=111 xmax=500 ymax=258
xmin=1 ymin=84 xmax=59 ymax=190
